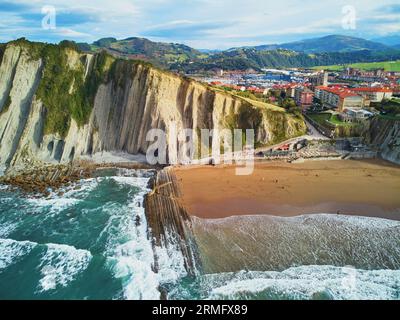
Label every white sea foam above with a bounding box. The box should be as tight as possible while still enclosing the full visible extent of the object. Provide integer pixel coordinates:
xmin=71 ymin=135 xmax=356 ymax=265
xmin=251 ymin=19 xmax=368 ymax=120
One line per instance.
xmin=205 ymin=213 xmax=400 ymax=229
xmin=110 ymin=176 xmax=150 ymax=187
xmin=293 ymin=214 xmax=400 ymax=229
xmin=0 ymin=238 xmax=37 ymax=271
xmin=108 ymin=176 xmax=162 ymax=299
xmin=206 ymin=266 xmax=400 ymax=300
xmin=155 ymin=238 xmax=188 ymax=284
xmin=107 ymin=174 xmax=187 ymax=300
xmin=38 ymin=243 xmax=92 ymax=292
xmin=193 ymin=212 xmax=400 ymax=272
xmin=112 ymin=239 xmax=161 ymax=300
xmin=60 ymin=178 xmax=99 ymax=197
xmin=26 ymin=197 xmax=80 ymax=214
xmin=0 ymin=222 xmax=19 ymax=238
xmin=25 ymin=178 xmax=99 ymax=214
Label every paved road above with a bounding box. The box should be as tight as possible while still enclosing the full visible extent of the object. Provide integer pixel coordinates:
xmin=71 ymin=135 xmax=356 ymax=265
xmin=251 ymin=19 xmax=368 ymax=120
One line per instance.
xmin=256 ymin=118 xmax=330 ymax=153
xmin=304 ymin=118 xmax=330 ymax=140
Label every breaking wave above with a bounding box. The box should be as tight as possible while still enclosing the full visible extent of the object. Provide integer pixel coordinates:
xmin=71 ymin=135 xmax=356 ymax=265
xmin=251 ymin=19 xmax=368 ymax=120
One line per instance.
xmin=0 ymin=169 xmax=187 ymax=299
xmin=206 ymin=266 xmax=400 ymax=300
xmin=106 ymin=173 xmax=187 ymax=300
xmin=0 ymin=238 xmax=37 ymax=271
xmin=38 ymin=243 xmax=92 ymax=292
xmin=192 ymin=214 xmax=400 ymax=273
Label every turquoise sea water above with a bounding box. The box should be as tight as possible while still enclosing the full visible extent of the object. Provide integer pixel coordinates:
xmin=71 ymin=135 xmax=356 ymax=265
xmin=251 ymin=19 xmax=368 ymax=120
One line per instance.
xmin=0 ymin=169 xmax=400 ymax=300
xmin=0 ymin=169 xmax=185 ymax=300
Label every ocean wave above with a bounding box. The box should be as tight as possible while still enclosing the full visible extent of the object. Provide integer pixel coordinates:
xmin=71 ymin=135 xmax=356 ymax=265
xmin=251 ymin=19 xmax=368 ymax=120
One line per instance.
xmin=20 ymin=178 xmax=101 ymax=216
xmin=104 ymin=174 xmax=188 ymax=300
xmin=155 ymin=239 xmax=188 ymax=285
xmin=26 ymin=197 xmax=81 ymax=214
xmin=38 ymin=243 xmax=92 ymax=292
xmin=203 ymin=266 xmax=400 ymax=300
xmin=60 ymin=178 xmax=100 ymax=198
xmin=103 ymin=175 xmax=161 ymax=299
xmin=110 ymin=176 xmax=150 ymax=188
xmin=293 ymin=214 xmax=400 ymax=230
xmin=111 ymin=239 xmax=160 ymax=300
xmin=204 ymin=213 xmax=400 ymax=229
xmin=192 ymin=213 xmax=400 ymax=273
xmin=1 ymin=171 xmax=185 ymax=300
xmin=114 ymin=168 xmax=156 ymax=179
xmin=0 ymin=222 xmax=19 ymax=238
xmin=0 ymin=238 xmax=37 ymax=271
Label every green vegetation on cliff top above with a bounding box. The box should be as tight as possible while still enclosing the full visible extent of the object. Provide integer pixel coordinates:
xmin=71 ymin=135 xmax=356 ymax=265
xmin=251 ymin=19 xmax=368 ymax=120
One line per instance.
xmin=81 ymin=37 xmax=206 ymax=69
xmin=37 ymin=43 xmax=113 ymax=137
xmin=0 ymin=44 xmax=5 ymax=64
xmin=9 ymin=39 xmax=121 ymax=137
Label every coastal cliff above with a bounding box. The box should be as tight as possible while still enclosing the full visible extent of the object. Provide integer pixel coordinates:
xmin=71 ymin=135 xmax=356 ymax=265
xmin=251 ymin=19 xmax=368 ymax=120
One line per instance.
xmin=0 ymin=40 xmax=306 ymax=173
xmin=365 ymin=118 xmax=400 ymax=165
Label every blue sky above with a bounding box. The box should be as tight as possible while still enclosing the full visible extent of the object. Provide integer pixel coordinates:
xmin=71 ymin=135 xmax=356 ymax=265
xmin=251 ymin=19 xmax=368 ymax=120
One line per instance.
xmin=0 ymin=0 xmax=399 ymax=49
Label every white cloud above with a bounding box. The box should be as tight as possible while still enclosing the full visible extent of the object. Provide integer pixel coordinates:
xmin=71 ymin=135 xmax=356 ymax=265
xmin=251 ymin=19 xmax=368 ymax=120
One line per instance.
xmin=1 ymin=0 xmax=400 ymax=47
xmin=57 ymin=28 xmax=91 ymax=38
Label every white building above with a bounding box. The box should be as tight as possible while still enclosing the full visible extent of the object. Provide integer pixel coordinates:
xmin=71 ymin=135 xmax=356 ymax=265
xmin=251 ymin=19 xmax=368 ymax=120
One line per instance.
xmin=351 ymin=87 xmax=393 ymax=103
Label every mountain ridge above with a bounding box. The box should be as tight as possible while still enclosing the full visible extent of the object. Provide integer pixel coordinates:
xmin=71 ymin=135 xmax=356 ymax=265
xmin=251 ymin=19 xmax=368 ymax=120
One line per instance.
xmin=79 ymin=36 xmax=206 ymax=68
xmin=229 ymin=35 xmax=390 ymax=53
xmin=74 ymin=35 xmax=400 ymax=72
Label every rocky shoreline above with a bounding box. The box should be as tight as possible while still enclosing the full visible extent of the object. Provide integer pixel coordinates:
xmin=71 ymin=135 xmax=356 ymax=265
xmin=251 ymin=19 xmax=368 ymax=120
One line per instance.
xmin=0 ymin=161 xmax=159 ymax=196
xmin=0 ymin=165 xmax=93 ymax=196
xmin=144 ymin=168 xmax=200 ymax=276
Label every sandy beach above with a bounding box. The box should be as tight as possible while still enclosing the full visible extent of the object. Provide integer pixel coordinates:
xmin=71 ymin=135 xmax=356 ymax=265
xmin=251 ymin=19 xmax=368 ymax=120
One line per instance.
xmin=173 ymin=159 xmax=400 ymax=220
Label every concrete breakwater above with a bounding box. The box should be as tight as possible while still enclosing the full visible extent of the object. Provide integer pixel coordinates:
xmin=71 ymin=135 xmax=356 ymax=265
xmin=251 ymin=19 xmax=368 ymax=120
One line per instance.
xmin=144 ymin=169 xmax=200 ymax=276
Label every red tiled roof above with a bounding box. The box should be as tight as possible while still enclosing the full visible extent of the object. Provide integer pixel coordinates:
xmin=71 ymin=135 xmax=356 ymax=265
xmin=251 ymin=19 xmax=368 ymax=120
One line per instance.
xmin=272 ymin=83 xmax=300 ymax=90
xmin=352 ymin=87 xmax=393 ymax=93
xmin=317 ymin=86 xmax=360 ymax=99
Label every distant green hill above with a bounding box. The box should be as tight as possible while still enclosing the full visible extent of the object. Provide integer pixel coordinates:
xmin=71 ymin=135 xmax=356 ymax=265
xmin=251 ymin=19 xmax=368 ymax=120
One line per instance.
xmin=78 ymin=35 xmax=400 ymax=73
xmin=79 ymin=37 xmax=206 ymax=68
xmin=173 ymin=48 xmax=400 ymax=72
xmin=230 ymin=35 xmax=389 ymax=53
xmin=371 ymin=35 xmax=400 ymax=47
xmin=277 ymin=35 xmax=389 ymax=53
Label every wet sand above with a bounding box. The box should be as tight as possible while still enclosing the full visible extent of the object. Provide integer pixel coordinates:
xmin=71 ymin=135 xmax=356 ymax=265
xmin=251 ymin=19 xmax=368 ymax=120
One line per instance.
xmin=173 ymin=159 xmax=400 ymax=221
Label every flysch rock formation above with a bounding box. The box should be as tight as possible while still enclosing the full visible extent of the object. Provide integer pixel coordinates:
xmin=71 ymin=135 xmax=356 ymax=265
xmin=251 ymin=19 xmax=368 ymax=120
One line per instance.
xmin=366 ymin=118 xmax=400 ymax=164
xmin=0 ymin=40 xmax=306 ymax=174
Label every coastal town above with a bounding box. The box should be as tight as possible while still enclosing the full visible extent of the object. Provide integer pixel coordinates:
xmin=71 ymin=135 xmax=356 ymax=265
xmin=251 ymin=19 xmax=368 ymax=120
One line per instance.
xmin=187 ymin=66 xmax=400 ymax=163
xmin=194 ymin=66 xmax=400 ymax=131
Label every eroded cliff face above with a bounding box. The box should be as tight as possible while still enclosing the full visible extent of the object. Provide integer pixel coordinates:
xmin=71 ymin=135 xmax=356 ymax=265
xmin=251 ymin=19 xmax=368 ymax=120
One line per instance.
xmin=0 ymin=41 xmax=306 ymax=173
xmin=365 ymin=118 xmax=400 ymax=165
